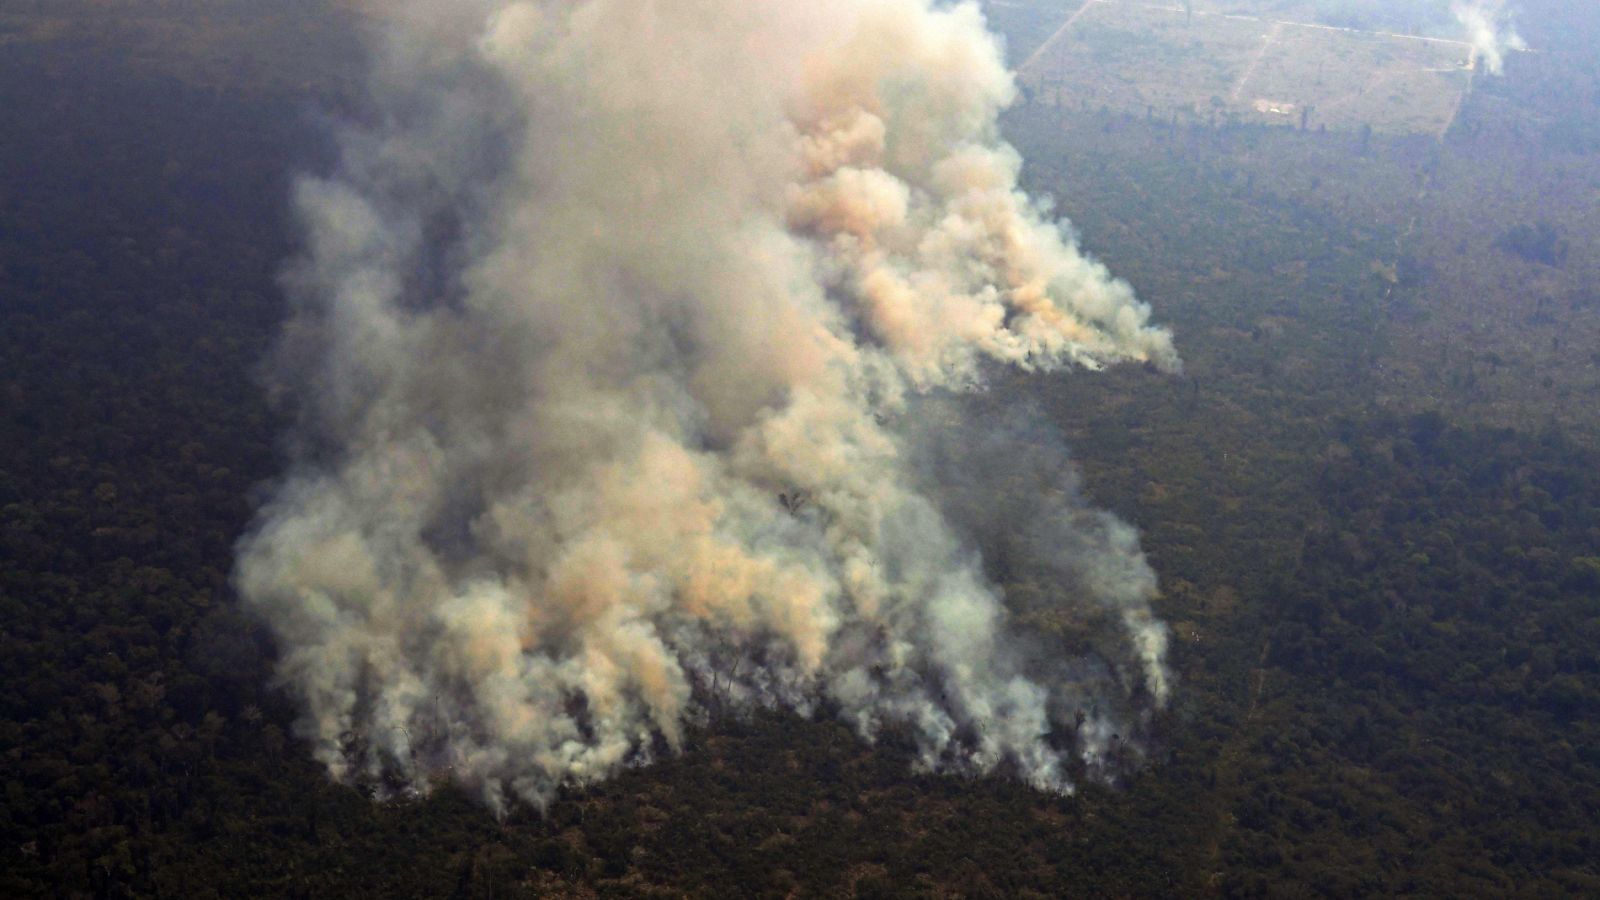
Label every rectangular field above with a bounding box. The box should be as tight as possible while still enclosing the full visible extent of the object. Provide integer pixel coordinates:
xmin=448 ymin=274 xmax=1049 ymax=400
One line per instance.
xmin=1020 ymin=0 xmax=1476 ymax=135
xmin=1243 ymin=24 xmax=1472 ymax=133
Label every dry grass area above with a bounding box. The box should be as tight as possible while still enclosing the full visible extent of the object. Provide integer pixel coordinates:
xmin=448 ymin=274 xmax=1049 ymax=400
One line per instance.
xmin=1244 ymin=24 xmax=1471 ymax=134
xmin=1025 ymin=2 xmax=1269 ymax=115
xmin=1021 ymin=0 xmax=1474 ymax=135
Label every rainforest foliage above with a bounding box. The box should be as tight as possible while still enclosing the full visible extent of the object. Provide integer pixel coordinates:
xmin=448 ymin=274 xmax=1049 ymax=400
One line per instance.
xmin=2 ymin=5 xmax=1599 ymax=897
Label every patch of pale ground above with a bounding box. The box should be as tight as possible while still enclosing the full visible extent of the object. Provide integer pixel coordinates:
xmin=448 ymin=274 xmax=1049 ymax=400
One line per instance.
xmin=1020 ymin=0 xmax=1474 ymax=135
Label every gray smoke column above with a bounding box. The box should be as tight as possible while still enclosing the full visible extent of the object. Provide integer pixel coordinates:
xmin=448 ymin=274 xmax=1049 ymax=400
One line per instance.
xmin=236 ymin=0 xmax=1178 ymax=813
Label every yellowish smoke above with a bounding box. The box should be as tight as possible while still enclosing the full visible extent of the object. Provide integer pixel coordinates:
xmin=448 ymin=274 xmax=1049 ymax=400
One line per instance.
xmin=237 ymin=0 xmax=1177 ymax=813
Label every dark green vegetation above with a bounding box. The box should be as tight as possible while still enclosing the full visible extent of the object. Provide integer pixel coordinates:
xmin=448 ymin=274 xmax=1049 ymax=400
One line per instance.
xmin=3 ymin=3 xmax=1599 ymax=897
xmin=1497 ymin=220 xmax=1570 ymax=267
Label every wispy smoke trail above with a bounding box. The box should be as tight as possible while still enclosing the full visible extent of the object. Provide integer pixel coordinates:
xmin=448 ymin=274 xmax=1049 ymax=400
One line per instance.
xmin=1451 ymin=0 xmax=1526 ymax=75
xmin=236 ymin=0 xmax=1177 ymax=813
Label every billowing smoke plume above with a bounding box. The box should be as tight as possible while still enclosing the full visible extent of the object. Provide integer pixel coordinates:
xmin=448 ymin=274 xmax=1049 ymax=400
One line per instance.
xmin=1451 ymin=0 xmax=1526 ymax=74
xmin=236 ymin=0 xmax=1177 ymax=813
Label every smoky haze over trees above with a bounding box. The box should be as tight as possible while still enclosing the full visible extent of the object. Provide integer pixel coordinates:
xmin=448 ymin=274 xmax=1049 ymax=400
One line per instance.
xmin=237 ymin=0 xmax=1177 ymax=814
xmin=2 ymin=0 xmax=1600 ymax=896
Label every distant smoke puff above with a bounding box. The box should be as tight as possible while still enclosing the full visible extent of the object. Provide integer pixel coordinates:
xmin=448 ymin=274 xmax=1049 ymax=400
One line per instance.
xmin=1451 ymin=0 xmax=1526 ymax=75
xmin=236 ymin=0 xmax=1178 ymax=814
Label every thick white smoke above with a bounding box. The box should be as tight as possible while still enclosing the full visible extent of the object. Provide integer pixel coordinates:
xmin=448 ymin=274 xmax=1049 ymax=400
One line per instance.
xmin=237 ymin=0 xmax=1178 ymax=813
xmin=1451 ymin=0 xmax=1526 ymax=75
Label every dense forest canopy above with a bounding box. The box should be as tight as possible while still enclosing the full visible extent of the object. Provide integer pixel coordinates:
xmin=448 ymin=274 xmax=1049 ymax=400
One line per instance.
xmin=2 ymin=1 xmax=1598 ymax=896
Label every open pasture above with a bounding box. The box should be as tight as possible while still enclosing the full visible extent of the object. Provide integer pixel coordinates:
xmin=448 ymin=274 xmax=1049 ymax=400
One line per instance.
xmin=1020 ymin=0 xmax=1475 ymax=135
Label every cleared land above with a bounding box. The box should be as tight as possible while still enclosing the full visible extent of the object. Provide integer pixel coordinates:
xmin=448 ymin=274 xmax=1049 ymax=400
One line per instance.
xmin=1021 ymin=0 xmax=1476 ymax=135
